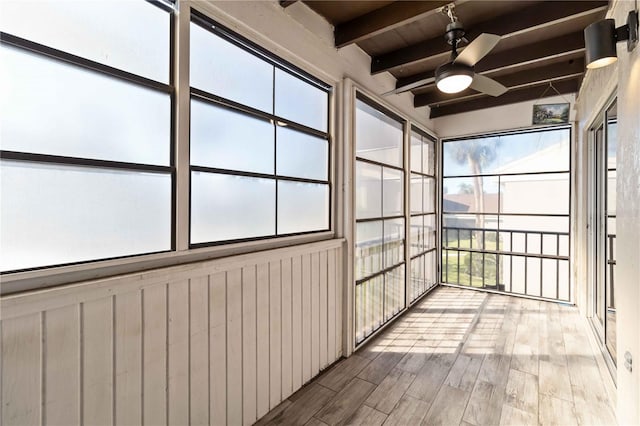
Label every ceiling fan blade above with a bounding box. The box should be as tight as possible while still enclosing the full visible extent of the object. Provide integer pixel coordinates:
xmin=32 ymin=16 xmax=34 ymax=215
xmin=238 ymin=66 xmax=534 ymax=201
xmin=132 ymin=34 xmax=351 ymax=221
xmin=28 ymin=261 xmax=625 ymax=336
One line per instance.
xmin=382 ymin=76 xmax=436 ymax=96
xmin=454 ymin=33 xmax=501 ymax=66
xmin=470 ymin=73 xmax=507 ymax=97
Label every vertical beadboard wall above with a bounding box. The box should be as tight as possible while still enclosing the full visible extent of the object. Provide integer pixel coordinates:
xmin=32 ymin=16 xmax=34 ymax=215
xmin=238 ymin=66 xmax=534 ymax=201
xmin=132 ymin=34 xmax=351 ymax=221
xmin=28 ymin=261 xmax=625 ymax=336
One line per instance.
xmin=0 ymin=239 xmax=344 ymax=426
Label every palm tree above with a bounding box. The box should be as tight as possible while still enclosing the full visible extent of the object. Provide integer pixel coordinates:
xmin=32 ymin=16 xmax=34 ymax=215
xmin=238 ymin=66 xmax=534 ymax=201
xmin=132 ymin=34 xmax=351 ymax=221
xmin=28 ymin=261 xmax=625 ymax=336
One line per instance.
xmin=451 ymin=140 xmax=498 ymax=249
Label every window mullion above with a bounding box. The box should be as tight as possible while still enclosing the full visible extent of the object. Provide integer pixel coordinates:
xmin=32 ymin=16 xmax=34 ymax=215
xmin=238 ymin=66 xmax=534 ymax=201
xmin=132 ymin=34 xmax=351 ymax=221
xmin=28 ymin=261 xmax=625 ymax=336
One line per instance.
xmin=175 ymin=1 xmax=191 ymax=251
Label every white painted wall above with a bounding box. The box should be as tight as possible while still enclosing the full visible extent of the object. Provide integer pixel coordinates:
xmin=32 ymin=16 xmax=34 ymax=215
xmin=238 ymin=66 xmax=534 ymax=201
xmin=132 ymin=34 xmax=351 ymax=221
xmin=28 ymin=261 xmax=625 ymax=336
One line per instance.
xmin=432 ymin=94 xmax=577 ymax=138
xmin=575 ymin=0 xmax=640 ymax=423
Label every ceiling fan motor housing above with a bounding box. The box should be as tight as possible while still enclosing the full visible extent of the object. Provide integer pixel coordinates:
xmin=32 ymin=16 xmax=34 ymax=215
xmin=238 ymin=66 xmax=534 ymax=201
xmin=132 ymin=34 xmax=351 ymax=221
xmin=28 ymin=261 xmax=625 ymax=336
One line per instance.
xmin=445 ymin=21 xmax=466 ymax=44
xmin=436 ymin=62 xmax=474 ymax=81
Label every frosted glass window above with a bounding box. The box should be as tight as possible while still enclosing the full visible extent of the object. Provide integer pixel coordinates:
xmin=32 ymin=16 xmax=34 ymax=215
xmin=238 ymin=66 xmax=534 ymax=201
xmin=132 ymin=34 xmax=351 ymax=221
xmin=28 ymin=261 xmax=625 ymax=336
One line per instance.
xmin=410 ymin=215 xmax=421 ymax=257
xmin=355 ymin=162 xmax=382 ymax=219
xmin=411 ymin=133 xmax=422 ymax=172
xmin=411 ymin=131 xmax=435 ymax=176
xmin=424 ymin=214 xmax=436 ymax=250
xmin=0 ymin=46 xmax=170 ymax=165
xmin=383 ymin=219 xmax=404 ymax=267
xmin=355 ymin=100 xmax=403 ymax=167
xmin=356 ymin=221 xmax=383 ymax=280
xmin=424 ymin=139 xmax=435 ymax=175
xmin=0 ymin=161 xmax=171 ymax=272
xmin=190 ymin=100 xmax=274 ymax=174
xmin=383 ymin=168 xmax=404 ymax=217
xmin=424 ymin=178 xmax=435 ymax=213
xmin=275 ymin=69 xmax=328 ymax=132
xmin=190 ymin=23 xmax=273 ymax=113
xmin=191 ymin=172 xmax=275 ymax=243
xmin=277 ymin=127 xmax=328 ymax=180
xmin=277 ymin=182 xmax=329 ymax=234
xmin=410 ymin=174 xmax=422 ymax=214
xmin=0 ymin=0 xmax=169 ymax=83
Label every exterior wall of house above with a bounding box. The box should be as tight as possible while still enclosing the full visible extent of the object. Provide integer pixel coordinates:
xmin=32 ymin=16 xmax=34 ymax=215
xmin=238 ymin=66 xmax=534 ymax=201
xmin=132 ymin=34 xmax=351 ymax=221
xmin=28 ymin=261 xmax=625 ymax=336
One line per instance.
xmin=576 ymin=0 xmax=640 ymax=423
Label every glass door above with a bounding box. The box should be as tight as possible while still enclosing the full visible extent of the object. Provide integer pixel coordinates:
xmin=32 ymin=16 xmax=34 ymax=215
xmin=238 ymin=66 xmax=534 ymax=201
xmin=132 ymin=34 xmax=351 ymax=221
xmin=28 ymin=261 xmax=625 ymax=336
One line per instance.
xmin=591 ymin=100 xmax=617 ymax=366
xmin=604 ymin=101 xmax=617 ymax=363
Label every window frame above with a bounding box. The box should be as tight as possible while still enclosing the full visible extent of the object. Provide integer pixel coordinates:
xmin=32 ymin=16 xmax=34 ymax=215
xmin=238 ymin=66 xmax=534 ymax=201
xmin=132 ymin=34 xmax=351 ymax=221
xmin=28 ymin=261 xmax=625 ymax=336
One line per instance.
xmin=188 ymin=11 xmax=333 ymax=248
xmin=408 ymin=126 xmax=438 ymax=303
xmin=439 ymin=125 xmax=573 ymax=302
xmin=353 ymin=92 xmax=408 ymax=344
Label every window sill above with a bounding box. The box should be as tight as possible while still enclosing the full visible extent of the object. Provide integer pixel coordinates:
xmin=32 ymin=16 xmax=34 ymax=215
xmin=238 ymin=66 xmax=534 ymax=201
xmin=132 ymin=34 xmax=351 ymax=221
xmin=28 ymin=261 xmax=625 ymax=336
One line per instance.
xmin=1 ymin=231 xmax=338 ymax=296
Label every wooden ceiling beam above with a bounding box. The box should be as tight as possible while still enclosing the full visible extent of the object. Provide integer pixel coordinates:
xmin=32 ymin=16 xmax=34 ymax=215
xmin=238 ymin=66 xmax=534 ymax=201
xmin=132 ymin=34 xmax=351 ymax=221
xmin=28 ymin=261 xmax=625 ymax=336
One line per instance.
xmin=414 ymin=57 xmax=585 ymax=107
xmin=335 ymin=1 xmax=451 ymax=48
xmin=428 ymin=78 xmax=580 ymax=118
xmin=279 ymin=0 xmax=298 ymax=8
xmin=393 ymin=31 xmax=585 ymax=94
xmin=372 ymin=1 xmax=607 ymax=74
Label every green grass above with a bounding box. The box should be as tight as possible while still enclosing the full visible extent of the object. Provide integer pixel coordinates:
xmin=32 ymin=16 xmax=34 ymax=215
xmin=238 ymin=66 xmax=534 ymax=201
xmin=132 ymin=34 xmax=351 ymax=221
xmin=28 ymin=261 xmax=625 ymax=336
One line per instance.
xmin=442 ymin=244 xmax=500 ymax=288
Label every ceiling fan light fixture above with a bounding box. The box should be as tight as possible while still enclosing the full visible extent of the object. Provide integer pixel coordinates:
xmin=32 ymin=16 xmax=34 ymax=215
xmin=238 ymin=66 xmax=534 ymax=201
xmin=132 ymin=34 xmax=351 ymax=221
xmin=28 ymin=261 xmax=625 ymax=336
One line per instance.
xmin=435 ymin=62 xmax=474 ymax=93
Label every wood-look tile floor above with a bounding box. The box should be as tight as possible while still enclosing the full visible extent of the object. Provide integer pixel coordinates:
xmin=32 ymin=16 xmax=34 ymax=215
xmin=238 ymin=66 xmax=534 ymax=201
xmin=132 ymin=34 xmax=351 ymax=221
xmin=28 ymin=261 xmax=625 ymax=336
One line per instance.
xmin=256 ymin=287 xmax=617 ymax=426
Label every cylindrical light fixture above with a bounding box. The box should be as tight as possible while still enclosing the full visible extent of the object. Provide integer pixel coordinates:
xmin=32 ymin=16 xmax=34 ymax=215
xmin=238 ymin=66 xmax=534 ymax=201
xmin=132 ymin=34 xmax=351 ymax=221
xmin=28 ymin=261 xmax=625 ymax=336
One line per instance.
xmin=585 ymin=19 xmax=618 ymax=69
xmin=435 ymin=62 xmax=474 ymax=93
xmin=584 ymin=11 xmax=638 ymax=69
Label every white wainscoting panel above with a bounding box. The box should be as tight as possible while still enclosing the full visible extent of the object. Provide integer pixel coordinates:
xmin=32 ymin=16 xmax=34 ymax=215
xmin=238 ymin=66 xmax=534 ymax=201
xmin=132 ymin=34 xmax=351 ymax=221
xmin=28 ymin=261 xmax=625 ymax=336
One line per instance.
xmin=1 ymin=239 xmax=344 ymax=426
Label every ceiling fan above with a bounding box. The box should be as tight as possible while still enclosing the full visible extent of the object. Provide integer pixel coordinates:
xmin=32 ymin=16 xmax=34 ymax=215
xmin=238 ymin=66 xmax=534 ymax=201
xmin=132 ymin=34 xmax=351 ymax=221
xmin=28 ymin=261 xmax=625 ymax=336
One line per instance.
xmin=384 ymin=4 xmax=508 ymax=97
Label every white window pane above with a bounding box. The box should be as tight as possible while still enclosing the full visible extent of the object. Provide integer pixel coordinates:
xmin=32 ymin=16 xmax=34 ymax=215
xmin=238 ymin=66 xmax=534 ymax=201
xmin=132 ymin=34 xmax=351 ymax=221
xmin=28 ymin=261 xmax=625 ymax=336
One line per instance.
xmin=411 ymin=133 xmax=422 ymax=172
xmin=190 ymin=100 xmax=274 ymax=174
xmin=191 ymin=172 xmax=275 ymax=243
xmin=383 ymin=218 xmax=404 ymax=268
xmin=383 ymin=168 xmax=403 ymax=217
xmin=277 ymin=182 xmax=329 ymax=234
xmin=0 ymin=161 xmax=171 ymax=272
xmin=500 ymin=173 xmax=569 ymax=215
xmin=190 ymin=23 xmax=273 ymax=113
xmin=355 ymin=100 xmax=403 ymax=167
xmin=356 ymin=221 xmax=383 ymax=280
xmin=410 ymin=215 xmax=423 ymax=257
xmin=410 ymin=174 xmax=422 ymax=214
xmin=0 ymin=46 xmax=170 ymax=166
xmin=424 ymin=139 xmax=435 ymax=175
xmin=355 ymin=161 xmax=382 ymax=219
xmin=425 ymin=214 xmax=436 ymax=250
xmin=424 ymin=177 xmax=435 ymax=213
xmin=276 ymin=127 xmax=328 ymax=180
xmin=0 ymin=0 xmax=169 ymax=83
xmin=275 ymin=69 xmax=328 ymax=132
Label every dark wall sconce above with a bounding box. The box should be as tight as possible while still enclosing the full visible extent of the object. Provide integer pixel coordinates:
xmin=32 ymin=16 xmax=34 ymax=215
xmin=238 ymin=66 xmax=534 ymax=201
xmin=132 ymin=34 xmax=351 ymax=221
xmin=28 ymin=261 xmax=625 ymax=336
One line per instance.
xmin=584 ymin=10 xmax=639 ymax=69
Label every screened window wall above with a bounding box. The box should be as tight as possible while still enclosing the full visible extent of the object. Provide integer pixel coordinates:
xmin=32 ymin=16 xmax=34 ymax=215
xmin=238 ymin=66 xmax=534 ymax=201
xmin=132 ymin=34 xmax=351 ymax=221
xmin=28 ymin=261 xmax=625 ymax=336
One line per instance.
xmin=409 ymin=128 xmax=437 ymax=303
xmin=354 ymin=95 xmax=437 ymax=345
xmin=0 ymin=2 xmax=333 ymax=276
xmin=0 ymin=1 xmax=174 ymax=272
xmin=190 ymin=11 xmax=331 ymax=246
xmin=441 ymin=127 xmax=571 ymax=302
